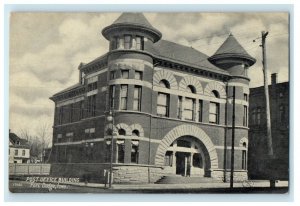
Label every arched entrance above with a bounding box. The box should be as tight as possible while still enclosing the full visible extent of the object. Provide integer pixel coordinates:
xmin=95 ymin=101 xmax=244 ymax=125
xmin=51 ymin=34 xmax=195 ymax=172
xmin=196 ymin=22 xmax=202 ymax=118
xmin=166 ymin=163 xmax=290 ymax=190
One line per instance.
xmin=163 ymin=136 xmax=209 ymax=176
xmin=155 ymin=124 xmax=218 ymax=177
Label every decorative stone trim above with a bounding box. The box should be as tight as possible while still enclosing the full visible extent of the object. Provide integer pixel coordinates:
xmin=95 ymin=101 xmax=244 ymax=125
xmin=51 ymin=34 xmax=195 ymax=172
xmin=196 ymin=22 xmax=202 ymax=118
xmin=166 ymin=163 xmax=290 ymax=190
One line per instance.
xmin=116 ymin=123 xmax=132 ymax=135
xmin=154 ymin=124 xmax=218 ymax=169
xmin=130 ymin=123 xmax=145 ymax=137
xmin=239 ymin=137 xmax=248 ymax=148
xmin=204 ymin=81 xmax=226 ymax=98
xmin=179 ymin=75 xmax=204 ymax=94
xmin=153 ymin=70 xmax=178 ymax=90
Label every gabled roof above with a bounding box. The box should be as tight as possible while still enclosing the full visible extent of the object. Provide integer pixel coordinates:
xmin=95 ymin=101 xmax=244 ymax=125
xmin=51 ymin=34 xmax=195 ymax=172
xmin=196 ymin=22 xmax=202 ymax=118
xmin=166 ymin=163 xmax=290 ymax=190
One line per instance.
xmin=147 ymin=39 xmax=229 ymax=75
xmin=9 ymin=132 xmax=30 ymax=148
xmin=210 ymin=33 xmax=256 ymax=65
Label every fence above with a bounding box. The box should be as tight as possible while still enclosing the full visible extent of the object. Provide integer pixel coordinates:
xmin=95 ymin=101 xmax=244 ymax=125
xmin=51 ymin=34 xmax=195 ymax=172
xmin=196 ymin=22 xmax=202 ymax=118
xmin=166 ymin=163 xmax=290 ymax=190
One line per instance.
xmin=9 ymin=163 xmax=51 ymax=176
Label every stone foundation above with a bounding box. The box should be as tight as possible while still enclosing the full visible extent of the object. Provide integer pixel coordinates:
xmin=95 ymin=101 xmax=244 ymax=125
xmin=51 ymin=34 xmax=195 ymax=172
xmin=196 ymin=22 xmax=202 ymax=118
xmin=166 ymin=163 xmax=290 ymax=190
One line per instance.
xmin=112 ymin=165 xmax=164 ymax=184
xmin=211 ymin=169 xmax=248 ymax=182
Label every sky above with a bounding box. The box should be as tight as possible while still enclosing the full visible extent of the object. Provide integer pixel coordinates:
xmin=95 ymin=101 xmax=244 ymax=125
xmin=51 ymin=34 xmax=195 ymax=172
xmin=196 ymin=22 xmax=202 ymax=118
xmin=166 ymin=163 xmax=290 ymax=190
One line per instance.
xmin=9 ymin=12 xmax=289 ymax=141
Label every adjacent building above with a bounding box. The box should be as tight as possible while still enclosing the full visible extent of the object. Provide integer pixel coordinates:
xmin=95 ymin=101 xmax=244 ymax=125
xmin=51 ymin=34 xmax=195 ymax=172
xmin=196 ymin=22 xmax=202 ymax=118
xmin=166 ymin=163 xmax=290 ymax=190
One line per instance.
xmin=248 ymin=74 xmax=289 ymax=180
xmin=50 ymin=13 xmax=256 ymax=183
xmin=9 ymin=131 xmax=30 ymax=163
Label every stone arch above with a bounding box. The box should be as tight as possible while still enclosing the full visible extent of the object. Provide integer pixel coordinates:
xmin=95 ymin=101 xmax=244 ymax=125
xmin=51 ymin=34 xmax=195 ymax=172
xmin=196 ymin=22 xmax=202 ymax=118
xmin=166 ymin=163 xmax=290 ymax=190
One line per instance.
xmin=130 ymin=124 xmax=145 ymax=137
xmin=116 ymin=123 xmax=131 ymax=135
xmin=154 ymin=124 xmax=218 ymax=169
xmin=239 ymin=137 xmax=248 ymax=148
xmin=204 ymin=81 xmax=226 ymax=98
xmin=104 ymin=123 xmax=118 ymax=135
xmin=179 ymin=76 xmax=203 ymax=94
xmin=153 ymin=70 xmax=178 ymax=90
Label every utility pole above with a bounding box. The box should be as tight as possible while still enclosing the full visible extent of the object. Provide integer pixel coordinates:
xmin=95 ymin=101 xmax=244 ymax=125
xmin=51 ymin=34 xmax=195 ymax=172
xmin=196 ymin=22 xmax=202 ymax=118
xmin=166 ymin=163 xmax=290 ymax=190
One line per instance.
xmin=261 ymin=31 xmax=275 ymax=187
xmin=230 ymin=86 xmax=235 ymax=189
xmin=261 ymin=31 xmax=273 ymax=156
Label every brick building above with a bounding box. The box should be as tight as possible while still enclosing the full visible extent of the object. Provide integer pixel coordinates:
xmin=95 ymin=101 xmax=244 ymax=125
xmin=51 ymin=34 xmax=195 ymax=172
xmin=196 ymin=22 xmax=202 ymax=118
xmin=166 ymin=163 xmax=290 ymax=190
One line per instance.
xmin=248 ymin=74 xmax=289 ymax=180
xmin=50 ymin=13 xmax=256 ymax=183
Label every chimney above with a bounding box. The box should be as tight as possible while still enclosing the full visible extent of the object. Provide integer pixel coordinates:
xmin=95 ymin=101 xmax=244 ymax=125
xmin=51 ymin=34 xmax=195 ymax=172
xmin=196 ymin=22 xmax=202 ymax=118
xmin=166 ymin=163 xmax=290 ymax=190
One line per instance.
xmin=271 ymin=73 xmax=277 ymax=85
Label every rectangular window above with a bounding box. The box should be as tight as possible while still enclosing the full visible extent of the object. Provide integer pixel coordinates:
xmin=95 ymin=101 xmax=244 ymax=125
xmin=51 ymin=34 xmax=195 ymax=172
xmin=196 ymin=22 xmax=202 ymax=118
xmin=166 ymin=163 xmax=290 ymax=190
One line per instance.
xmin=121 ymin=70 xmax=129 ymax=79
xmin=177 ymin=96 xmax=182 ymax=119
xmin=110 ymin=71 xmax=116 ymax=80
xmin=124 ymin=35 xmax=131 ymax=49
xmin=120 ymin=85 xmax=128 ymax=110
xmin=157 ymin=93 xmax=169 ymax=117
xmin=91 ymin=95 xmax=96 ymax=116
xmin=164 ymin=151 xmax=173 ymax=166
xmin=87 ymin=96 xmax=92 ymax=117
xmin=69 ymin=104 xmax=74 ymax=122
xmin=244 ymin=93 xmax=248 ymax=101
xmin=116 ymin=37 xmax=120 ymax=49
xmin=199 ymin=100 xmax=203 ymax=122
xmin=251 ymin=109 xmax=256 ymax=125
xmin=209 ymin=102 xmax=219 ymax=124
xmin=58 ymin=107 xmax=63 ymax=125
xmin=87 ymin=82 xmax=97 ymax=92
xmin=131 ymin=140 xmax=139 ymax=164
xmin=22 ymin=150 xmax=25 ymax=156
xmin=183 ymin=98 xmax=195 ymax=121
xmin=136 ymin=36 xmax=144 ymax=50
xmin=109 ymin=85 xmax=116 ymax=110
xmin=134 ymin=71 xmax=142 ymax=80
xmin=133 ymin=86 xmax=142 ymax=111
xmin=79 ymin=101 xmax=84 ymax=119
xmin=279 ymin=105 xmax=285 ymax=123
xmin=242 ymin=150 xmax=247 ymax=169
xmin=257 ymin=108 xmax=261 ymax=125
xmin=117 ymin=140 xmax=125 ymax=163
xmin=15 ymin=149 xmax=18 ymax=156
xmin=243 ymin=106 xmax=248 ymax=126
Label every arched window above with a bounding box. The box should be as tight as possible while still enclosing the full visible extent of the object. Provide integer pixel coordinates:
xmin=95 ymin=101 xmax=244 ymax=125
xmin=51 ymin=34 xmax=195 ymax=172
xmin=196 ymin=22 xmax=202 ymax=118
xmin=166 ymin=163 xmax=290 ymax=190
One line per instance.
xmin=187 ymin=85 xmax=196 ymax=94
xmin=157 ymin=80 xmax=170 ymax=117
xmin=131 ymin=140 xmax=139 ymax=164
xmin=132 ymin=130 xmax=140 ymax=137
xmin=242 ymin=142 xmax=247 ymax=170
xmin=209 ymin=90 xmax=220 ymax=124
xmin=118 ymin=129 xmax=126 ymax=136
xmin=159 ymin=79 xmax=170 ymax=89
xmin=211 ymin=90 xmax=220 ymax=98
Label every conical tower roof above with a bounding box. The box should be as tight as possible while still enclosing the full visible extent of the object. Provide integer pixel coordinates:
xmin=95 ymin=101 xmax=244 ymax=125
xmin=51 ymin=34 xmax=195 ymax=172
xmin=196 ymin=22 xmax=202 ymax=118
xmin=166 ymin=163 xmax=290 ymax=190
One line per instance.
xmin=209 ymin=33 xmax=256 ymax=66
xmin=102 ymin=13 xmax=162 ymax=42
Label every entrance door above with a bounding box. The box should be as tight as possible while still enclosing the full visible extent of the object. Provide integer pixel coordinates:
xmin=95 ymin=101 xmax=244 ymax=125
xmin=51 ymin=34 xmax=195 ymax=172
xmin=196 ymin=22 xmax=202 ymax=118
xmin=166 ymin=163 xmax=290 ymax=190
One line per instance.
xmin=176 ymin=152 xmax=190 ymax=176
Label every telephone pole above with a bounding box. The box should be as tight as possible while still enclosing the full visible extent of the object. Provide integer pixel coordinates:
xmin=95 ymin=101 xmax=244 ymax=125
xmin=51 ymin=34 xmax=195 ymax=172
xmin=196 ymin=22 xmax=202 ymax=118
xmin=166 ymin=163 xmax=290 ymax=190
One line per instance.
xmin=261 ymin=31 xmax=275 ymax=188
xmin=261 ymin=31 xmax=273 ymax=156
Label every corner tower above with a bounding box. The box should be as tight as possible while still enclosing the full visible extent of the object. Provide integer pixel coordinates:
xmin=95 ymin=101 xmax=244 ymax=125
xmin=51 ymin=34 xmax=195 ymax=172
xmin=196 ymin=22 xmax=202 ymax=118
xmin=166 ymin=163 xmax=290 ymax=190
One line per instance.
xmin=102 ymin=12 xmax=162 ymax=51
xmin=208 ymin=33 xmax=256 ymax=78
xmin=209 ymin=34 xmax=256 ymax=181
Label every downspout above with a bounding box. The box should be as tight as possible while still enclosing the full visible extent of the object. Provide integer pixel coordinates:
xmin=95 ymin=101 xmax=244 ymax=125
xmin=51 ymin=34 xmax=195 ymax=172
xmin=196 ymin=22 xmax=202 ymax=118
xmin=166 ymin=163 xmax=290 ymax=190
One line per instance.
xmin=148 ymin=61 xmax=159 ymax=183
xmin=223 ymin=80 xmax=229 ymax=182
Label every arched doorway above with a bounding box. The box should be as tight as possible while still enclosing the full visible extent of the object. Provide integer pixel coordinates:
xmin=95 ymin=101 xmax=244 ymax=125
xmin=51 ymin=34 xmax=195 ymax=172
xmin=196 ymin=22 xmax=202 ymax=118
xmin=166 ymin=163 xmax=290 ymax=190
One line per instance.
xmin=155 ymin=124 xmax=218 ymax=177
xmin=163 ymin=136 xmax=209 ymax=177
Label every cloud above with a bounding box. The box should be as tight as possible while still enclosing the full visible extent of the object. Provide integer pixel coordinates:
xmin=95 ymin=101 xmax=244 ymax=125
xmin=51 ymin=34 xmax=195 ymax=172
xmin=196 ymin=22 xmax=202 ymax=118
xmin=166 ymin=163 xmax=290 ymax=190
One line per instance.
xmin=9 ymin=12 xmax=289 ymax=139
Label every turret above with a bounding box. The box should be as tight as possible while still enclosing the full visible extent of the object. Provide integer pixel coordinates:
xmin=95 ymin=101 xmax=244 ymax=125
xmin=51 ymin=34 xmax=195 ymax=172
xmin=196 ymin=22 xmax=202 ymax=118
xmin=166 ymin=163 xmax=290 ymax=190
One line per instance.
xmin=102 ymin=13 xmax=162 ymax=51
xmin=208 ymin=33 xmax=256 ymax=78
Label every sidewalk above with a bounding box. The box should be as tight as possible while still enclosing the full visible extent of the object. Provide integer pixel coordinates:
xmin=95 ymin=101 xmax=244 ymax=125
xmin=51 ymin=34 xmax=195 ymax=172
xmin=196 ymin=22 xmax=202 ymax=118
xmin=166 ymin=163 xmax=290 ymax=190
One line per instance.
xmin=64 ymin=180 xmax=288 ymax=190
